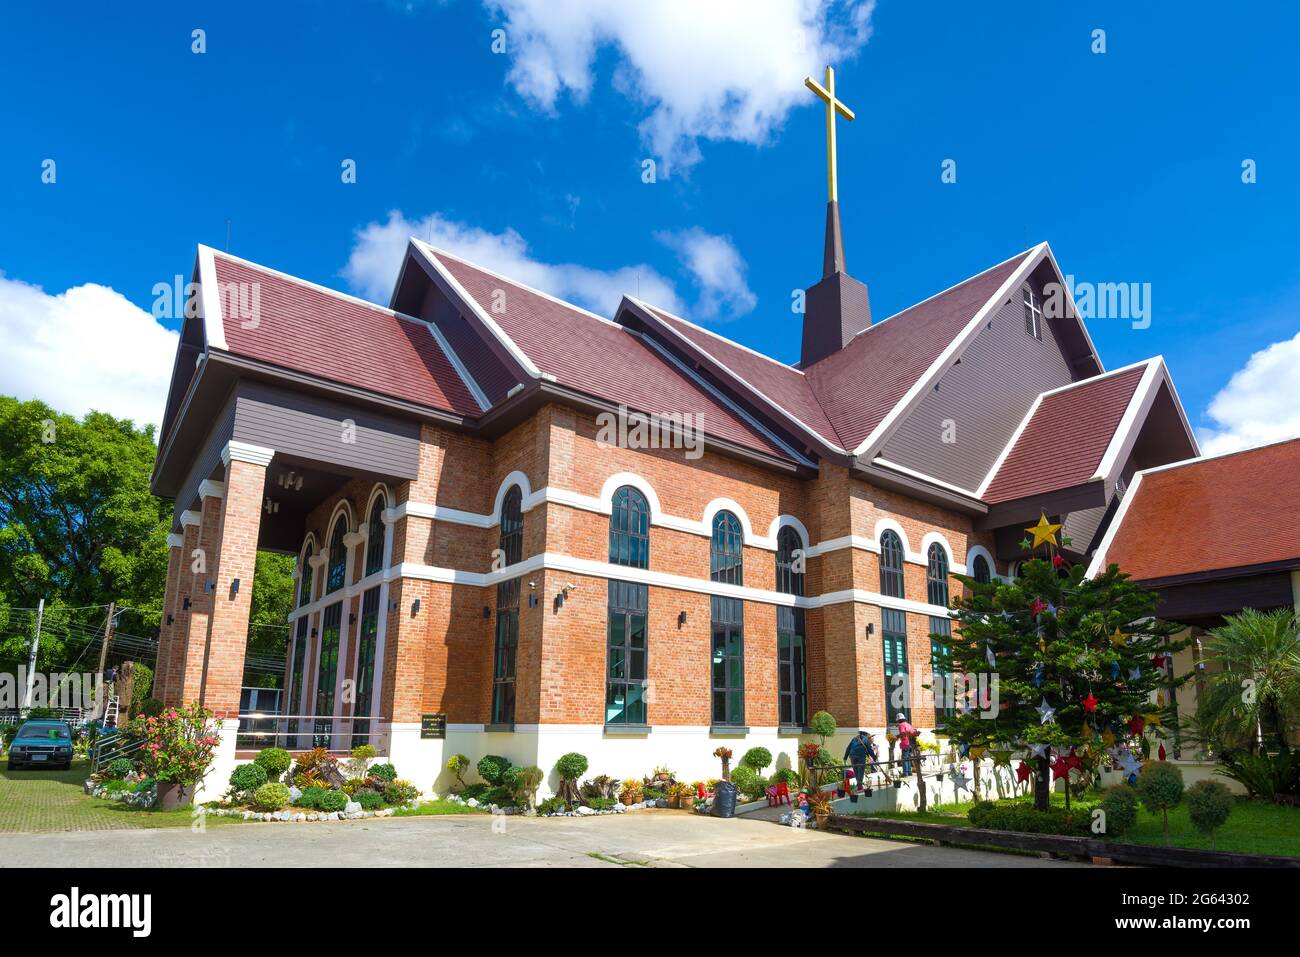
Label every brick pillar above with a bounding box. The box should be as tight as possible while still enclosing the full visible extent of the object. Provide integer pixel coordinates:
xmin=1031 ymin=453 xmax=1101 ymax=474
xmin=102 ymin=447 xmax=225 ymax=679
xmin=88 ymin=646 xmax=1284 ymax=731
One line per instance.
xmin=179 ymin=488 xmax=224 ymax=704
xmin=199 ymin=445 xmax=272 ymax=719
xmin=152 ymin=533 xmax=185 ymax=706
xmin=162 ymin=510 xmax=203 ymax=707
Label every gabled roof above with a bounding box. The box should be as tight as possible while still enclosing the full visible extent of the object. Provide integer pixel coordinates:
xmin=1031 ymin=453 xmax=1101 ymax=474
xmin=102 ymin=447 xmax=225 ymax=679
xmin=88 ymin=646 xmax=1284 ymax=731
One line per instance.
xmin=409 ymin=242 xmax=807 ymax=464
xmin=1088 ymin=437 xmax=1300 ymax=583
xmin=802 ymin=247 xmax=1042 ymax=455
xmin=205 ymin=248 xmax=486 ymax=417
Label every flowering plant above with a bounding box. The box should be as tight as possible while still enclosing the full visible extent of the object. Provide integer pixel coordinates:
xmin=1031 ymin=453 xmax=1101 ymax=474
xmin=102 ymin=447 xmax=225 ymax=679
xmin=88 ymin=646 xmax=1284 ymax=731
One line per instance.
xmin=126 ymin=702 xmax=219 ymax=786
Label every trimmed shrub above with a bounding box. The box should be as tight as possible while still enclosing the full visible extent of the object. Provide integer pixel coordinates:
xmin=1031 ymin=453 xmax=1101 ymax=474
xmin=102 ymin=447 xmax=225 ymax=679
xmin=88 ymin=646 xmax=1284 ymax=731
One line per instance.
xmin=229 ymin=762 xmax=267 ymax=795
xmin=1099 ymin=785 xmax=1139 ymax=837
xmin=506 ymin=765 xmax=545 ymax=806
xmin=810 ymin=711 xmax=837 ymax=741
xmin=317 ymin=789 xmax=348 ymax=813
xmin=384 ymin=779 xmax=420 ymax=806
xmin=585 ymin=797 xmax=616 ymax=810
xmin=367 ymin=762 xmax=397 ymax=783
xmin=106 ymin=758 xmax=134 ymax=780
xmin=476 ymin=755 xmax=511 ymax=786
xmin=252 ymin=782 xmax=291 ymax=812
xmin=461 ymin=782 xmax=491 ymax=801
xmin=1136 ymin=761 xmax=1185 ymax=844
xmin=254 ymin=747 xmax=292 ymax=781
xmin=104 ymin=778 xmax=133 ymax=792
xmin=730 ymin=765 xmax=760 ymax=800
xmin=741 ymin=747 xmax=773 ymax=774
xmin=354 ymin=789 xmax=384 ymax=810
xmin=771 ymin=768 xmax=800 ymax=787
xmin=139 ymin=698 xmax=165 ymax=718
xmin=295 ymin=786 xmax=329 ymax=809
xmin=536 ymin=796 xmax=566 ymax=815
xmin=447 ymin=753 xmax=471 ymax=790
xmin=967 ymin=800 xmax=1093 ymax=836
xmin=555 ymin=752 xmax=588 ymax=780
xmin=1185 ymin=780 xmax=1234 ymax=848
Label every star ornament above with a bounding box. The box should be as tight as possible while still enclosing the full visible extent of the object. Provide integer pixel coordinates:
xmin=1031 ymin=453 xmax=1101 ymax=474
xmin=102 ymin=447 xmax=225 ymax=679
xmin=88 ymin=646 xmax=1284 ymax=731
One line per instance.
xmin=1037 ymin=697 xmax=1057 ymax=724
xmin=1015 ymin=760 xmax=1033 ymax=783
xmin=1108 ymin=628 xmax=1128 ymax=648
xmin=1025 ymin=513 xmax=1063 ymax=550
xmin=991 ymin=749 xmax=1014 ymax=768
xmin=1082 ymin=693 xmax=1099 ymax=713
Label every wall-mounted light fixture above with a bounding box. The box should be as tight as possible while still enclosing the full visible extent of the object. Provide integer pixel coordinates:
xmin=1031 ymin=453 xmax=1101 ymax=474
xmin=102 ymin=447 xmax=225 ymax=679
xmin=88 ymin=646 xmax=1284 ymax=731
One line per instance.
xmin=166 ymin=614 xmax=174 ymax=625
xmin=482 ymin=606 xmax=491 ymax=619
xmin=678 ymin=610 xmax=687 ymax=627
xmin=205 ymin=579 xmax=216 ymax=594
xmin=528 ymin=593 xmax=538 ymax=607
xmin=349 ymin=612 xmax=357 ymax=625
xmin=230 ymin=577 xmax=241 ymax=597
xmin=866 ymin=623 xmax=875 ymax=635
xmin=411 ymin=598 xmax=421 ymax=617
xmin=389 ymin=598 xmax=398 ymax=612
xmin=182 ymin=597 xmax=192 ymax=611
xmin=311 ymin=628 xmax=318 ymax=638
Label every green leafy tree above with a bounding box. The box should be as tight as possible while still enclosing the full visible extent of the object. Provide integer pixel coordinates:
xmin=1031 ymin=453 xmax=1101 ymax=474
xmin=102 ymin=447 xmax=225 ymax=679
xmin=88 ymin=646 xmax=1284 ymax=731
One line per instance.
xmin=940 ymin=546 xmax=1187 ymax=811
xmin=1184 ymin=779 xmax=1233 ymax=849
xmin=1136 ymin=761 xmax=1185 ymax=844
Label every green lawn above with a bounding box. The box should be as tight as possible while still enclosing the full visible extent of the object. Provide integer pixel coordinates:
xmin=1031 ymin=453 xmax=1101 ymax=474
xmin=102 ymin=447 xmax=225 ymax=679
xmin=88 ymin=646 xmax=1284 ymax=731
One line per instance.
xmin=858 ymin=792 xmax=1300 ymax=858
xmin=0 ymin=757 xmax=237 ymax=833
xmin=392 ymin=799 xmax=488 ymax=817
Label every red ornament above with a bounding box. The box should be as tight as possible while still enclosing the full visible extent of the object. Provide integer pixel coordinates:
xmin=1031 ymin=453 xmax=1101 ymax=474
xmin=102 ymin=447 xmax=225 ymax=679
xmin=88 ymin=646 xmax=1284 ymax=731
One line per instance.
xmin=1030 ymin=599 xmax=1048 ymax=616
xmin=1051 ymin=758 xmax=1070 ymax=780
xmin=1082 ymin=693 xmax=1098 ymax=713
xmin=1052 ymin=553 xmax=1065 ymax=568
xmin=1128 ymin=715 xmax=1146 ymax=736
xmin=1152 ymin=654 xmax=1167 ymax=669
xmin=1065 ymin=749 xmax=1082 ymax=770
xmin=1157 ymin=743 xmax=1167 ymax=761
xmin=1015 ymin=761 xmax=1032 ymax=783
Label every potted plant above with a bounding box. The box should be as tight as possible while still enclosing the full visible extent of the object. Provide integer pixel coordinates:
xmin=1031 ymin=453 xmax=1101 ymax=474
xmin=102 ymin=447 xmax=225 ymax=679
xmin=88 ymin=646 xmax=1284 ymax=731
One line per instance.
xmin=808 ymin=789 xmax=833 ymax=829
xmin=653 ymin=764 xmax=674 ymax=784
xmin=126 ymin=702 xmax=219 ymax=809
xmin=620 ymin=778 xmax=643 ymax=805
xmin=713 ymin=747 xmax=733 ymax=781
xmin=678 ymin=783 xmax=697 ymax=810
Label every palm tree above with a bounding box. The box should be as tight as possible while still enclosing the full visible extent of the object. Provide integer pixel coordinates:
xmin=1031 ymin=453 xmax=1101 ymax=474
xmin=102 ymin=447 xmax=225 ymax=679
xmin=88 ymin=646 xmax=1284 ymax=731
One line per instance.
xmin=1193 ymin=608 xmax=1300 ymax=754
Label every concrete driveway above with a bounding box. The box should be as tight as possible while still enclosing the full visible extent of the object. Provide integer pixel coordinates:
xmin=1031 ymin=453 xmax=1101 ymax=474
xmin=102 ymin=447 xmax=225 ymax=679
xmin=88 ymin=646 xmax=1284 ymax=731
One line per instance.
xmin=0 ymin=809 xmax=1084 ymax=868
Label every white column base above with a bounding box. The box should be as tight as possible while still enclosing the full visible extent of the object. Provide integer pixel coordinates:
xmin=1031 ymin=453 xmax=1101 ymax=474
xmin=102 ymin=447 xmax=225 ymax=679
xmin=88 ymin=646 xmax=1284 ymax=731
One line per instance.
xmin=194 ymin=718 xmax=240 ymax=805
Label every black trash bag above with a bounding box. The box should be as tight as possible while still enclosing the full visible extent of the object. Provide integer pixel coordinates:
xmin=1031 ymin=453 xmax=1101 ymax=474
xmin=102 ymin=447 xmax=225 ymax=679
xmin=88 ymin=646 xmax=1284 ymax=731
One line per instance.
xmin=710 ymin=780 xmax=739 ymax=818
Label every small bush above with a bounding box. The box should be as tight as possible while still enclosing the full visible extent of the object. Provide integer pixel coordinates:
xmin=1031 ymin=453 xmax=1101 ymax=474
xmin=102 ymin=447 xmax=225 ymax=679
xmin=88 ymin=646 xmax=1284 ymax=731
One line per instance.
xmin=967 ymin=800 xmax=1093 ymax=836
xmin=252 ymin=782 xmax=291 ymax=812
xmin=229 ymin=762 xmax=267 ymax=795
xmin=555 ymin=752 xmax=588 ymax=781
xmin=344 ymin=744 xmax=377 ymax=779
xmin=367 ymin=762 xmax=397 ymax=783
xmin=447 ymin=753 xmax=471 ymax=790
xmin=295 ymin=786 xmax=329 ymax=809
xmin=1099 ymin=785 xmax=1139 ymax=837
xmin=104 ymin=778 xmax=133 ymax=792
xmin=476 ymin=755 xmax=511 ymax=786
xmin=506 ymin=765 xmax=544 ymax=806
xmin=254 ymin=747 xmax=292 ymax=780
xmin=585 ymin=797 xmax=616 ymax=810
xmin=1136 ymin=761 xmax=1185 ymax=843
xmin=384 ymin=779 xmax=420 ymax=806
xmin=536 ymin=796 xmax=566 ymax=816
xmin=342 ymin=778 xmax=366 ymax=795
xmin=1185 ymin=780 xmax=1234 ymax=848
xmin=461 ymin=782 xmax=490 ymax=801
xmin=771 ymin=768 xmax=800 ymax=787
xmin=810 ymin=710 xmax=837 ymax=740
xmin=741 ymin=747 xmax=773 ymax=774
xmin=106 ymin=758 xmax=134 ymax=780
xmin=316 ymin=789 xmax=348 ymax=813
xmin=139 ymin=698 xmax=165 ymax=718
xmin=730 ymin=765 xmax=760 ymax=799
xmin=354 ymin=789 xmax=384 ymax=810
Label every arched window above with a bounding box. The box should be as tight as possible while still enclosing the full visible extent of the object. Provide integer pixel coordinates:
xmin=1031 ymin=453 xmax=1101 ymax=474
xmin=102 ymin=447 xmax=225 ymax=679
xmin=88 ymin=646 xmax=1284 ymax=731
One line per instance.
xmin=364 ymin=493 xmax=386 ymax=577
xmin=775 ymin=526 xmax=804 ymax=597
xmin=972 ymin=554 xmax=991 ymax=584
xmin=327 ymin=515 xmax=348 ymax=593
xmin=609 ymin=485 xmax=650 ymax=569
xmin=298 ymin=542 xmax=314 ymax=607
xmin=879 ymin=529 xmax=905 ymax=598
xmin=710 ymin=510 xmax=743 ymax=586
xmin=927 ymin=543 xmax=950 ymax=607
xmin=491 ymin=485 xmax=524 ymax=725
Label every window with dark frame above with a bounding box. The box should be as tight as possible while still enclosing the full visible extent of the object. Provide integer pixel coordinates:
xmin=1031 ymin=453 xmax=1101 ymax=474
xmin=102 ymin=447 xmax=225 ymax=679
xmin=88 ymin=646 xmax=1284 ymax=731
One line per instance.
xmin=1022 ymin=284 xmax=1043 ymax=340
xmin=927 ymin=543 xmax=950 ymax=607
xmin=298 ymin=544 xmax=314 ymax=607
xmin=882 ymin=607 xmax=910 ymax=723
xmin=605 ymin=581 xmax=648 ymax=725
xmin=930 ymin=616 xmax=952 ymax=723
xmin=777 ymin=605 xmax=807 ymax=728
xmin=710 ymin=595 xmax=744 ymax=726
xmin=972 ymin=553 xmax=991 ymax=584
xmin=364 ymin=494 xmax=386 ymax=577
xmin=350 ymin=586 xmax=380 ymax=747
xmin=775 ymin=526 xmax=804 ymax=596
xmin=879 ymin=529 xmax=905 ymax=598
xmin=710 ymin=510 xmax=744 ymax=585
xmin=327 ymin=515 xmax=348 ymax=593
xmin=313 ymin=602 xmax=342 ymax=747
xmin=609 ymin=485 xmax=650 ymax=569
xmin=287 ymin=616 xmax=308 ymax=739
xmin=490 ymin=485 xmax=524 ymax=725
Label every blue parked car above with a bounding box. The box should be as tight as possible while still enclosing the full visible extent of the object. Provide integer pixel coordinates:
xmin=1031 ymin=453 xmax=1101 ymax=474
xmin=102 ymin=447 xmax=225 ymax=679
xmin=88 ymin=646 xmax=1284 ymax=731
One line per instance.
xmin=7 ymin=719 xmax=74 ymax=771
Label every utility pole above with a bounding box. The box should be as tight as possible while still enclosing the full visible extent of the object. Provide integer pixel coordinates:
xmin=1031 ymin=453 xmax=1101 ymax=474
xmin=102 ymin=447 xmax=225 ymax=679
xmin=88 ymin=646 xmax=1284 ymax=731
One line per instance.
xmin=21 ymin=598 xmax=44 ymax=711
xmin=94 ymin=602 xmax=115 ymax=720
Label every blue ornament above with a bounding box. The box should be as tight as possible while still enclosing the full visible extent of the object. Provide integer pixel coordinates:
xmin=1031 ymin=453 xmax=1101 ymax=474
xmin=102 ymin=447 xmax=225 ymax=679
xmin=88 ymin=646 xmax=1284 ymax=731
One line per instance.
xmin=1032 ymin=665 xmax=1044 ymax=688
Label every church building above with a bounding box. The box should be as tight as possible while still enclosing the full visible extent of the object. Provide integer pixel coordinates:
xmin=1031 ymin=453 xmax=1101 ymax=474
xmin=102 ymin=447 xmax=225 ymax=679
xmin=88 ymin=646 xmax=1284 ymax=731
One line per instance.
xmin=148 ymin=70 xmax=1200 ymax=798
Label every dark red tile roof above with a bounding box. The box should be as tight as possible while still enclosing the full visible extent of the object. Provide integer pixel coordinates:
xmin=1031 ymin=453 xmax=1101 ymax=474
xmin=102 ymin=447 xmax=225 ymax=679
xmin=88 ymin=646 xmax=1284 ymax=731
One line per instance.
xmin=804 ymin=251 xmax=1035 ymax=451
xmin=982 ymin=364 xmax=1147 ymax=504
xmin=1103 ymin=438 xmax=1300 ymax=581
xmin=642 ymin=305 xmax=847 ymax=448
xmin=428 ymin=249 xmax=795 ymax=461
xmin=214 ymin=254 xmax=483 ymax=417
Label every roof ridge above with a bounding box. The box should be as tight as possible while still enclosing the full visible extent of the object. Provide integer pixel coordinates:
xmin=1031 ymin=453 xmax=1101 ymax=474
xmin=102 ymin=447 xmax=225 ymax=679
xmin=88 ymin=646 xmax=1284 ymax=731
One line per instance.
xmin=1138 ymin=433 xmax=1300 ymax=478
xmin=628 ymin=296 xmax=805 ymax=375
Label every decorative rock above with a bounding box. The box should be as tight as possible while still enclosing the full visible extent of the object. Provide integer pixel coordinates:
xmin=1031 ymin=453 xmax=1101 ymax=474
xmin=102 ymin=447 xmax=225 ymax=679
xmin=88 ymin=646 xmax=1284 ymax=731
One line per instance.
xmin=576 ymin=805 xmax=595 ymax=816
xmin=466 ymin=798 xmax=479 ymax=807
xmin=288 ymin=786 xmax=303 ymax=802
xmin=345 ymin=801 xmax=362 ymax=815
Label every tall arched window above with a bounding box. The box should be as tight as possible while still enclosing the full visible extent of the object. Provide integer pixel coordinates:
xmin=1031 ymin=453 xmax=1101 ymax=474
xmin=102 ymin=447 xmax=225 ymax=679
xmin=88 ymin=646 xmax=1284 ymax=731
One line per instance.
xmin=972 ymin=554 xmax=991 ymax=584
xmin=775 ymin=526 xmax=804 ymax=597
xmin=364 ymin=493 xmax=386 ymax=577
xmin=879 ymin=530 xmax=905 ymax=598
xmin=491 ymin=485 xmax=524 ymax=725
xmin=298 ymin=541 xmax=315 ymax=607
xmin=926 ymin=543 xmax=950 ymax=607
xmin=710 ymin=510 xmax=743 ymax=586
xmin=608 ymin=486 xmax=650 ymax=569
xmin=327 ymin=515 xmax=348 ymax=593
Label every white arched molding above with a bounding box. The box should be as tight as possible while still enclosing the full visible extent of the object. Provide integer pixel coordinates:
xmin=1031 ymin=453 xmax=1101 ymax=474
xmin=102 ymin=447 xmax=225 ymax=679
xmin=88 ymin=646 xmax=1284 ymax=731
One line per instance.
xmin=767 ymin=514 xmax=810 ymax=549
xmin=702 ymin=498 xmax=759 ymax=547
xmin=966 ymin=544 xmax=997 ymax=581
xmin=598 ymin=472 xmax=663 ymax=520
xmin=326 ymin=499 xmax=356 ymax=537
xmin=494 ymin=470 xmax=533 ymax=518
xmin=920 ymin=531 xmax=965 ymax=575
xmin=361 ymin=483 xmax=392 ymax=576
xmin=872 ymin=518 xmax=912 ymax=557
xmin=296 ymin=532 xmax=319 ymax=605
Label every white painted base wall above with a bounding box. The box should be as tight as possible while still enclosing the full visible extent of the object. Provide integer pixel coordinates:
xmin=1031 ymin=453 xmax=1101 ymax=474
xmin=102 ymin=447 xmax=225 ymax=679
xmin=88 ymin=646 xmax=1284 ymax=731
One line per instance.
xmin=194 ymin=718 xmax=240 ymax=805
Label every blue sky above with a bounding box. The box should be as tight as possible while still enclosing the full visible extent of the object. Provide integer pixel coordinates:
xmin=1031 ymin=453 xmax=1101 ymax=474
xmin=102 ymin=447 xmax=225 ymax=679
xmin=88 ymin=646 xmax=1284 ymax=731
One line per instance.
xmin=1 ymin=0 xmax=1296 ymax=452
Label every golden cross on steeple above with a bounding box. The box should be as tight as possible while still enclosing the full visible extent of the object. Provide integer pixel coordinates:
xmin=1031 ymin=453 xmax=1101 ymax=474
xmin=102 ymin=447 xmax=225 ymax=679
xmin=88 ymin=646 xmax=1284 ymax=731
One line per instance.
xmin=804 ymin=65 xmax=856 ymax=203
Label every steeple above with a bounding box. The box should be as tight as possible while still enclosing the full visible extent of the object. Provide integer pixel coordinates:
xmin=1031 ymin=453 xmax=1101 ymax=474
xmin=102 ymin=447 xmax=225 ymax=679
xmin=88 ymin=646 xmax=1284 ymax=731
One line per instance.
xmin=800 ymin=66 xmax=872 ymax=367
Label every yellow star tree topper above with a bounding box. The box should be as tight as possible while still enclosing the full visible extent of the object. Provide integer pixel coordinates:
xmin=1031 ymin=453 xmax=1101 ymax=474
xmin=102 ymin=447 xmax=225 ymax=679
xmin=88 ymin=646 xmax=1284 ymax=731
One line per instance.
xmin=1025 ymin=512 xmax=1063 ymax=550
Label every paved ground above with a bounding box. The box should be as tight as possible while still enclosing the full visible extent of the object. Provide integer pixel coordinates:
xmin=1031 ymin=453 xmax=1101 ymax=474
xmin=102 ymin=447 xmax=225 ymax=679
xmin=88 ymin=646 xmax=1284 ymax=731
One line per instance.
xmin=0 ymin=808 xmax=1085 ymax=868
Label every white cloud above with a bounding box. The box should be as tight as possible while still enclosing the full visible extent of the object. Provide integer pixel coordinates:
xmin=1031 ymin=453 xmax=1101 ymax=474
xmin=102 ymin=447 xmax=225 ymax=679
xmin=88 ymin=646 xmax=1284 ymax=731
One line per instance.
xmin=343 ymin=210 xmax=684 ymax=317
xmin=1198 ymin=330 xmax=1300 ymax=455
xmin=0 ymin=273 xmax=176 ymax=432
xmin=655 ymin=228 xmax=756 ymax=320
xmin=484 ymin=0 xmax=876 ymax=170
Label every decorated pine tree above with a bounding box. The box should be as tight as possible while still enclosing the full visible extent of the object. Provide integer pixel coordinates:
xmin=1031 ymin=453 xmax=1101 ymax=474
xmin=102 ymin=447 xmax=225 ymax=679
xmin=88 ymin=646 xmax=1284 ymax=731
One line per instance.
xmin=936 ymin=515 xmax=1188 ymax=811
